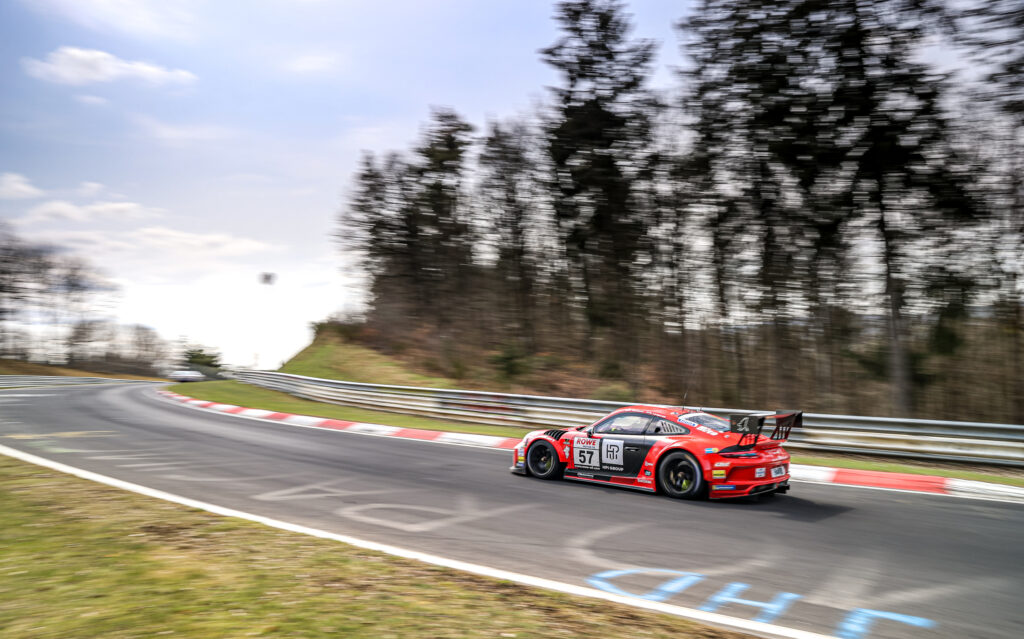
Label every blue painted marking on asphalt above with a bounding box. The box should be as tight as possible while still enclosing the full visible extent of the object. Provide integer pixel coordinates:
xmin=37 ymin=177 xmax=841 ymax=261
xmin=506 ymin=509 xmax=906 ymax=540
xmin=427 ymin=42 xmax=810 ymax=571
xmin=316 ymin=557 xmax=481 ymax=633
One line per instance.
xmin=586 ymin=569 xmax=705 ymax=602
xmin=835 ymin=608 xmax=937 ymax=639
xmin=697 ymin=582 xmax=802 ymax=623
xmin=585 ymin=570 xmax=938 ymax=636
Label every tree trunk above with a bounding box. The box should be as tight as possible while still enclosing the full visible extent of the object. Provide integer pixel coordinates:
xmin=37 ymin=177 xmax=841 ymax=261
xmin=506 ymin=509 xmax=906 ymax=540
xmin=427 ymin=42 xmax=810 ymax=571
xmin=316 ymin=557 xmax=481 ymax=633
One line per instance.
xmin=878 ymin=210 xmax=913 ymax=416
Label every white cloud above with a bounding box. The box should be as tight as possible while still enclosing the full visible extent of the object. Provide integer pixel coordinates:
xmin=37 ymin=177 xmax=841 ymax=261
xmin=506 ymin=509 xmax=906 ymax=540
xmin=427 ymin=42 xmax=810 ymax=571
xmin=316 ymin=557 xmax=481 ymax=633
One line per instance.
xmin=126 ymin=226 xmax=273 ymax=258
xmin=77 ymin=181 xmax=105 ymax=197
xmin=22 ymin=47 xmax=197 ymax=87
xmin=282 ymin=53 xmax=340 ymax=74
xmin=23 ymin=0 xmax=198 ymax=40
xmin=74 ymin=94 xmax=109 ymax=106
xmin=0 ymin=173 xmax=44 ymax=199
xmin=17 ymin=199 xmax=163 ymax=226
xmin=134 ymin=115 xmax=235 ymax=146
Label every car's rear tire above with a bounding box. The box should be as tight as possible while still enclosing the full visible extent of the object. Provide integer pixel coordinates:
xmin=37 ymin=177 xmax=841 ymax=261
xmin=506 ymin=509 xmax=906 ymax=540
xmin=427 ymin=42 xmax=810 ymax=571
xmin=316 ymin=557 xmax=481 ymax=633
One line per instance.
xmin=526 ymin=440 xmax=564 ymax=480
xmin=656 ymin=451 xmax=706 ymax=499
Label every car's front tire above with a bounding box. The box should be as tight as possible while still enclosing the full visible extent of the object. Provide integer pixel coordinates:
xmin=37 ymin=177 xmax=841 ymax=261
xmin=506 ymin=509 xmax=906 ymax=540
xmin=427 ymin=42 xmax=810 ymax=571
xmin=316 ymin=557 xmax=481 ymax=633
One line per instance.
xmin=656 ymin=451 xmax=706 ymax=499
xmin=526 ymin=440 xmax=564 ymax=480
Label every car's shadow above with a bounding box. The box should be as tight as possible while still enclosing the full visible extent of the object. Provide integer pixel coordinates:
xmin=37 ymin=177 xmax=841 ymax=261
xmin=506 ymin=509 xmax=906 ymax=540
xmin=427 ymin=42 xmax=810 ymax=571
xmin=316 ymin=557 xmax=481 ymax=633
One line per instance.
xmin=556 ymin=479 xmax=854 ymax=523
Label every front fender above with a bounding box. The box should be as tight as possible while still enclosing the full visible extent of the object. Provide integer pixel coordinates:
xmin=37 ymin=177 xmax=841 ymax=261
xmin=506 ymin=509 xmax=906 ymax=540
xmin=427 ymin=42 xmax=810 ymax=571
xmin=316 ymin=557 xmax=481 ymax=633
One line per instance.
xmin=524 ymin=432 xmax=570 ymax=464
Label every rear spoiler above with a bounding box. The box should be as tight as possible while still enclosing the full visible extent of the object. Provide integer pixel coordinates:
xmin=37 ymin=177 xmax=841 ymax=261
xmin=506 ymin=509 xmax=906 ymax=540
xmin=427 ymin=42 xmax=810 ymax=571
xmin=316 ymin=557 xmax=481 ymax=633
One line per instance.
xmin=728 ymin=411 xmax=802 ymax=449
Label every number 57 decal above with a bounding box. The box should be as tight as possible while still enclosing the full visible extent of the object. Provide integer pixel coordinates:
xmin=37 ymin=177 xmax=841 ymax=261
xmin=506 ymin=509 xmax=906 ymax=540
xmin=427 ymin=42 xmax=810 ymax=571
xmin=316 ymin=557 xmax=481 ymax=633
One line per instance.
xmin=574 ymin=438 xmax=600 ymax=469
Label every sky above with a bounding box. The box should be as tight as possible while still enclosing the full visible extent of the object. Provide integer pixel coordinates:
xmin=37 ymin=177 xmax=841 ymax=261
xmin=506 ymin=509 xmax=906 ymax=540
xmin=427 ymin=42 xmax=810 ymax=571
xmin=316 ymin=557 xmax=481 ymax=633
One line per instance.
xmin=0 ymin=0 xmax=690 ymax=369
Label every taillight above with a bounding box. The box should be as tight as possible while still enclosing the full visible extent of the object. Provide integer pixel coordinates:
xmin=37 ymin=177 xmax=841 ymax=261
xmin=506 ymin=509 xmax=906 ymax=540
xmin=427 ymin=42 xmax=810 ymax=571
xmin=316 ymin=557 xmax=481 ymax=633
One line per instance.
xmin=719 ymin=451 xmax=758 ymax=458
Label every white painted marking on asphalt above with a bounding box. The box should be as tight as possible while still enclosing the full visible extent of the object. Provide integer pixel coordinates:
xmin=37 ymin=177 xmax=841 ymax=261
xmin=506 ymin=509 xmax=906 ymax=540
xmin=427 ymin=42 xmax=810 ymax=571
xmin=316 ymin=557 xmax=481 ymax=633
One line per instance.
xmin=789 ymin=465 xmax=838 ymax=483
xmin=161 ymin=473 xmax=293 ymax=483
xmin=344 ymin=423 xmax=401 ymax=435
xmin=870 ymin=576 xmax=1012 ymax=607
xmin=568 ymin=524 xmax=642 ymax=571
xmin=0 ymin=443 xmax=836 ymax=639
xmin=946 ymin=479 xmax=1024 ymax=504
xmin=253 ymin=479 xmax=393 ymax=502
xmin=336 ymin=499 xmax=530 ymax=533
xmin=239 ymin=408 xmax=274 ymax=418
xmin=210 ymin=403 xmax=240 ymax=411
xmin=435 ymin=432 xmax=509 ymax=447
xmin=283 ymin=415 xmax=325 ymax=427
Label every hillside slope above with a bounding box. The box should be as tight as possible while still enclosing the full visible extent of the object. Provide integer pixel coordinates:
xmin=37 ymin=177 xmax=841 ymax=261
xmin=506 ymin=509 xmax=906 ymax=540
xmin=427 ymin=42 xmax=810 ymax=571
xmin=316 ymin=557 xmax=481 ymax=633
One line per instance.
xmin=279 ymin=333 xmax=456 ymax=388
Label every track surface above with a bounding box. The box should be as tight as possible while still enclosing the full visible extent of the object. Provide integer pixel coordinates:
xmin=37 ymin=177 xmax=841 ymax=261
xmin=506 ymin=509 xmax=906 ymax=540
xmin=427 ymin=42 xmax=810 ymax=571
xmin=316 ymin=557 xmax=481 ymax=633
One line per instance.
xmin=2 ymin=383 xmax=1021 ymax=639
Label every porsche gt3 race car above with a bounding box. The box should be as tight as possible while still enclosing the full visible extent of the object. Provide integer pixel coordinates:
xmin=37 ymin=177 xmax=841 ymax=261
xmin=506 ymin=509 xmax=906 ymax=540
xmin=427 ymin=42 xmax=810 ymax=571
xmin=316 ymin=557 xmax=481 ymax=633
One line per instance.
xmin=510 ymin=405 xmax=801 ymax=499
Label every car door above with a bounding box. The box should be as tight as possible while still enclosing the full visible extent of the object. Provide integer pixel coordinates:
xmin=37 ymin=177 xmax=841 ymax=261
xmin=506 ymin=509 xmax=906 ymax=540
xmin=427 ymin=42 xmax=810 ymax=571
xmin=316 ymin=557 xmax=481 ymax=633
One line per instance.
xmin=588 ymin=413 xmax=652 ymax=476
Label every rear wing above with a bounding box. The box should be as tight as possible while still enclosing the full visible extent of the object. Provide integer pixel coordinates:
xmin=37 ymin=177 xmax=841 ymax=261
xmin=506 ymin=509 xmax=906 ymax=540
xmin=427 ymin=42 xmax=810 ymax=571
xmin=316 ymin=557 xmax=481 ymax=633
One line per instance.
xmin=729 ymin=411 xmax=802 ymax=449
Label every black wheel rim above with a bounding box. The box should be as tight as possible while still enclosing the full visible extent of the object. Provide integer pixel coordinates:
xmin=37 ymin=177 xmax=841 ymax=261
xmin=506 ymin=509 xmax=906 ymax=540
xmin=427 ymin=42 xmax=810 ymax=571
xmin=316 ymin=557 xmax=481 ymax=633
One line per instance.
xmin=529 ymin=444 xmax=552 ymax=474
xmin=666 ymin=458 xmax=695 ymax=492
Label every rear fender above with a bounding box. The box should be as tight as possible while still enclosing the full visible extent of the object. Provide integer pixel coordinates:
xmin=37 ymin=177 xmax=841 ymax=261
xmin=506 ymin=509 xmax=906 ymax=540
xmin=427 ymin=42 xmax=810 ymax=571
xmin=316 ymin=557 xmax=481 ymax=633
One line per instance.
xmin=652 ymin=442 xmax=711 ymax=475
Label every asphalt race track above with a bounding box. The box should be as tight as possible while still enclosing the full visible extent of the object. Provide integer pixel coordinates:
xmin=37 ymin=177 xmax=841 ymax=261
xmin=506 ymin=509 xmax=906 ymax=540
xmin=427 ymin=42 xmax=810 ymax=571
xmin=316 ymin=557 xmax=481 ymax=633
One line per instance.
xmin=2 ymin=383 xmax=1022 ymax=639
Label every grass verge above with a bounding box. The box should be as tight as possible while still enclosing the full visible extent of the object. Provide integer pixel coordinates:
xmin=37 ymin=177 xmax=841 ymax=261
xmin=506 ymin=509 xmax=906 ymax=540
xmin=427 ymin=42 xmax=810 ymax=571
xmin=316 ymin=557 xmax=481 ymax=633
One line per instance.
xmin=0 ymin=359 xmax=164 ymax=381
xmin=168 ymin=380 xmax=522 ymax=438
xmin=170 ymin=380 xmax=1024 ymax=488
xmin=0 ymin=454 xmax=743 ymax=639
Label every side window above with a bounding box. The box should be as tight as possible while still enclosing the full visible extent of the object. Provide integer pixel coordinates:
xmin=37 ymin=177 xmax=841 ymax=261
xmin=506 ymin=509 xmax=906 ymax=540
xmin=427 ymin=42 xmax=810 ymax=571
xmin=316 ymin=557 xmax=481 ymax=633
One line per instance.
xmin=593 ymin=414 xmax=651 ymax=435
xmin=646 ymin=419 xmax=689 ymax=435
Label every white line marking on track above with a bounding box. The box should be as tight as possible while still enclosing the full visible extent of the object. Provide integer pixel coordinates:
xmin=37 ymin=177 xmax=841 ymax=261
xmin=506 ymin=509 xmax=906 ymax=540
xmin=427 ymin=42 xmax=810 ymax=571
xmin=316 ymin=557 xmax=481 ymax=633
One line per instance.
xmin=253 ymin=479 xmax=393 ymax=502
xmin=567 ymin=523 xmax=641 ymax=571
xmin=337 ymin=499 xmax=529 ymax=533
xmin=0 ymin=442 xmax=838 ymax=639
xmin=869 ymin=576 xmax=1012 ymax=607
xmin=160 ymin=473 xmax=294 ymax=483
xmin=344 ymin=423 xmax=401 ymax=435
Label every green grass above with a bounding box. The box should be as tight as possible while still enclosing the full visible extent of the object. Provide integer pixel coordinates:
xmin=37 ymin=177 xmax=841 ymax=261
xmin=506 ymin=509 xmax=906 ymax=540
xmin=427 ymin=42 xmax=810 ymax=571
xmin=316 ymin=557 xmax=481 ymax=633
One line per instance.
xmin=168 ymin=380 xmax=526 ymax=438
xmin=279 ymin=334 xmax=455 ymax=388
xmin=0 ymin=454 xmax=744 ymax=639
xmin=170 ymin=381 xmax=1024 ymax=489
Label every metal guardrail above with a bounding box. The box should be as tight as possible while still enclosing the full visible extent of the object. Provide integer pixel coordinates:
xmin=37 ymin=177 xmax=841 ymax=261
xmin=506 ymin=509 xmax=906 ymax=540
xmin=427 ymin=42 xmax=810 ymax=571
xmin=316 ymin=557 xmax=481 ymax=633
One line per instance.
xmin=0 ymin=375 xmax=151 ymax=388
xmin=234 ymin=370 xmax=1024 ymax=467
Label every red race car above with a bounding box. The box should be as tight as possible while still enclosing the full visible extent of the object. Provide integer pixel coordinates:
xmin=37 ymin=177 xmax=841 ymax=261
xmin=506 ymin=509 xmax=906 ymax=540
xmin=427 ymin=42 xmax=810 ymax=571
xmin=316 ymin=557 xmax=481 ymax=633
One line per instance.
xmin=510 ymin=405 xmax=801 ymax=499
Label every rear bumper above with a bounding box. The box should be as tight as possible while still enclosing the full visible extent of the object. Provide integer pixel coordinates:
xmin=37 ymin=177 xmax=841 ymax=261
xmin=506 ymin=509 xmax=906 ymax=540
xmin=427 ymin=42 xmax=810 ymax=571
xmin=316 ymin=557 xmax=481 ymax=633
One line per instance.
xmin=710 ymin=478 xmax=790 ymax=499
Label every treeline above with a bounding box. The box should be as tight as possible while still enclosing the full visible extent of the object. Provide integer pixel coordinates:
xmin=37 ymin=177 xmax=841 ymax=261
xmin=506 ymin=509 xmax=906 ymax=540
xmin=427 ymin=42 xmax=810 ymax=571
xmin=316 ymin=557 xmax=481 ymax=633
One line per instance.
xmin=0 ymin=224 xmax=167 ymax=376
xmin=339 ymin=0 xmax=1023 ymax=423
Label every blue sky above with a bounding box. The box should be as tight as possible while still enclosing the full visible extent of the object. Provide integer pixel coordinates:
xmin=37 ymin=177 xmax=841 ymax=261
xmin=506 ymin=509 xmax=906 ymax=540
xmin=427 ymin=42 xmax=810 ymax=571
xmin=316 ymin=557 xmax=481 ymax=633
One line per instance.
xmin=0 ymin=0 xmax=690 ymax=368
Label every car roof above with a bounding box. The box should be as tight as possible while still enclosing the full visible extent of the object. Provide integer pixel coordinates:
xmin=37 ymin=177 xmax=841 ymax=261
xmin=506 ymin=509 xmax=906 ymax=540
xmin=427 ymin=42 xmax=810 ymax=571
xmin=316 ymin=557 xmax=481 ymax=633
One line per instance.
xmin=609 ymin=404 xmax=699 ymax=420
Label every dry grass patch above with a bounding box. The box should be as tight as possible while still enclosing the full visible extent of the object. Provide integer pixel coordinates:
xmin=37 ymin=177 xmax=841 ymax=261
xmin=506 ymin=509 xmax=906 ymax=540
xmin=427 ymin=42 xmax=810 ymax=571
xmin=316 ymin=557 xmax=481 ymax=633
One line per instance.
xmin=0 ymin=454 xmax=747 ymax=639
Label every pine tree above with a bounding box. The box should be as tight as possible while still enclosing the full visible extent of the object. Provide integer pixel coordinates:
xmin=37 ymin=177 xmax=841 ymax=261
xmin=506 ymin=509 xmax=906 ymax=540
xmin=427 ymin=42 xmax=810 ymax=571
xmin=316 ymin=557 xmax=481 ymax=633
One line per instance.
xmin=541 ymin=0 xmax=660 ymax=375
